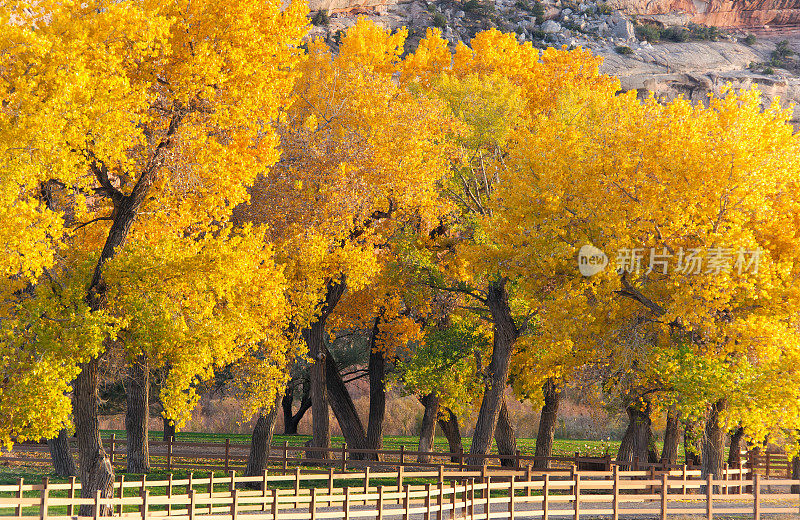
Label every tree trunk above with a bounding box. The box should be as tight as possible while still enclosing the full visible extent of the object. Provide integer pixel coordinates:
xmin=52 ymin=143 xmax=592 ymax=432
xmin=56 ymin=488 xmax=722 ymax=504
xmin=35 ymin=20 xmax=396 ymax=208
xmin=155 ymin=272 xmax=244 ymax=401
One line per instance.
xmin=366 ymin=320 xmax=385 ymax=457
xmin=534 ymin=378 xmax=562 ymax=469
xmin=47 ymin=429 xmax=77 ymax=477
xmin=661 ymin=408 xmax=680 ymax=465
xmin=304 ymin=280 xmax=346 ymax=460
xmin=702 ymin=399 xmax=727 ymax=480
xmin=616 ymin=401 xmax=654 ymax=469
xmin=684 ymin=419 xmax=703 ymax=466
xmin=75 ymin=357 xmax=114 ymax=517
xmin=162 ymin=417 xmax=176 ymax=442
xmin=438 ymin=408 xmax=462 ymax=463
xmin=727 ymin=427 xmax=745 ymax=466
xmin=125 ymin=354 xmax=150 ymax=474
xmin=283 ymin=383 xmax=311 ymax=435
xmin=418 ymin=393 xmax=439 ymax=463
xmin=468 ymin=279 xmax=519 ymax=465
xmin=495 ymin=397 xmax=517 ymax=467
xmin=325 ymin=345 xmax=369 ymax=456
xmin=245 ymin=392 xmax=283 ymax=483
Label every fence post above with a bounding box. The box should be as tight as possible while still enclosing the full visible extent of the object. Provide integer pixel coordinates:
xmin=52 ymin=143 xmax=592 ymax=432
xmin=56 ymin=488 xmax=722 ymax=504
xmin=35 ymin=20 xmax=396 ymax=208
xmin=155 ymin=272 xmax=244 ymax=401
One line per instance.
xmin=189 ymin=489 xmax=196 ymax=520
xmin=573 ymin=473 xmax=580 ymax=520
xmin=526 ymin=465 xmax=532 ymax=497
xmin=470 ymin=478 xmax=476 ymax=520
xmin=633 ymin=456 xmax=639 ymax=472
xmin=682 ymin=464 xmax=688 ymax=496
xmin=344 ymin=486 xmax=351 ymax=520
xmin=310 ymin=487 xmax=317 ymax=520
xmin=167 ymin=435 xmax=173 ymax=471
xmin=543 ymin=474 xmax=550 ymax=520
xmin=364 ymin=466 xmax=371 ymax=493
xmin=509 ymin=477 xmax=516 ymax=520
xmin=116 ymin=474 xmax=125 ymax=517
xmin=378 ymin=485 xmax=385 ymax=520
xmin=723 ymin=463 xmax=729 ymax=495
xmin=15 ymin=477 xmax=23 ymax=518
xmin=208 ymin=471 xmax=214 ymax=505
xmin=271 ymin=488 xmax=279 ymax=520
xmin=400 ymin=445 xmax=405 ymax=466
xmin=403 ymin=485 xmax=411 ymax=520
xmin=569 ymin=464 xmax=577 ymax=497
xmin=231 ymin=488 xmax=239 ymax=520
xmin=706 ymin=473 xmax=713 ymax=520
xmin=605 ymin=454 xmax=612 ymax=471
xmin=283 ymin=440 xmax=289 ymax=473
xmin=398 ymin=466 xmax=404 ymax=489
xmin=140 ymin=474 xmax=147 ymax=505
xmin=168 ymin=473 xmax=174 ymax=516
xmin=68 ymin=476 xmax=76 ymax=517
xmin=459 ymin=446 xmax=464 ymax=471
xmin=39 ymin=477 xmax=49 ymax=520
xmin=612 ymin=466 xmax=619 ymax=520
xmin=424 ymin=483 xmax=432 ymax=520
xmin=141 ymin=490 xmax=149 ymax=520
xmin=438 ymin=465 xmax=444 ymax=486
xmin=515 ymin=449 xmax=521 ymax=470
xmin=268 ymin=469 xmax=269 ymax=511
xmin=94 ymin=489 xmax=101 ymax=520
xmin=437 ymin=479 xmax=444 ymax=520
xmin=229 ymin=470 xmax=236 ymax=495
xmin=753 ymin=473 xmax=761 ymax=520
xmin=660 ymin=473 xmax=668 ymax=520
xmin=109 ymin=433 xmax=116 ymax=467
xmin=295 ymin=467 xmax=301 ymax=496
xmin=341 ymin=443 xmax=347 ymax=472
xmin=225 ymin=438 xmax=231 ymax=473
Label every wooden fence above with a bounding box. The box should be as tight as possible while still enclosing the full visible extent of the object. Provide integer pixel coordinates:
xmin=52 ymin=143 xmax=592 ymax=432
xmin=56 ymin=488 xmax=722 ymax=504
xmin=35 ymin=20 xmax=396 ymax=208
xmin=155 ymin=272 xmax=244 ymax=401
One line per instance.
xmin=3 ymin=465 xmax=795 ymax=520
xmin=2 ymin=437 xmax=700 ymax=474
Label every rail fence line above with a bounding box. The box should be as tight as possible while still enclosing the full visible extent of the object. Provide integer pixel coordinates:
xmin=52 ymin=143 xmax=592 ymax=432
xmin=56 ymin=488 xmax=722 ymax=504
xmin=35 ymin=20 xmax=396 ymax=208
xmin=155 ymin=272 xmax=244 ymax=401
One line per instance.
xmin=2 ymin=466 xmax=795 ymax=520
xmin=3 ymin=436 xmax=710 ymax=474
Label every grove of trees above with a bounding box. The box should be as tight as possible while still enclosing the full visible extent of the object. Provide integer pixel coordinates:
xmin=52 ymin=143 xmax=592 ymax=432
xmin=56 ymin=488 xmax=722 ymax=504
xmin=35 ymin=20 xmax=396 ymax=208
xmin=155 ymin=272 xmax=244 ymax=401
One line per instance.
xmin=4 ymin=0 xmax=800 ymax=508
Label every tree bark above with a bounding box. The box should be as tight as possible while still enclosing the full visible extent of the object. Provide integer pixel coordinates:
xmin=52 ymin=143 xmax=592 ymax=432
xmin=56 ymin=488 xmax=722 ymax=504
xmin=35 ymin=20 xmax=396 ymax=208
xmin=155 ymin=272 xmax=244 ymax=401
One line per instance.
xmin=468 ymin=279 xmax=519 ymax=465
xmin=366 ymin=319 xmax=385 ymax=457
xmin=75 ymin=111 xmax=185 ymax=516
xmin=162 ymin=417 xmax=176 ymax=442
xmin=534 ymin=378 xmax=562 ymax=469
xmin=75 ymin=357 xmax=114 ymax=517
xmin=661 ymin=408 xmax=680 ymax=465
xmin=325 ymin=345 xmax=370 ymax=456
xmin=125 ymin=354 xmax=150 ymax=474
xmin=418 ymin=393 xmax=439 ymax=463
xmin=616 ymin=401 xmax=655 ymax=469
xmin=702 ymin=399 xmax=727 ymax=480
xmin=304 ymin=280 xmax=346 ymax=460
xmin=684 ymin=419 xmax=703 ymax=466
xmin=727 ymin=427 xmax=745 ymax=467
xmin=438 ymin=407 xmax=462 ymax=463
xmin=495 ymin=397 xmax=518 ymax=468
xmin=245 ymin=392 xmax=283 ymax=483
xmin=47 ymin=429 xmax=77 ymax=477
xmin=282 ymin=383 xmax=311 ymax=435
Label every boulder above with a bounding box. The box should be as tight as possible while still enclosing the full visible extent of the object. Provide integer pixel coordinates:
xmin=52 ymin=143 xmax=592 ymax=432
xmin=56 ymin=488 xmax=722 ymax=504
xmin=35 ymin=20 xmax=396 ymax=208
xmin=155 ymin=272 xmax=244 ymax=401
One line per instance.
xmin=542 ymin=19 xmax=562 ymax=32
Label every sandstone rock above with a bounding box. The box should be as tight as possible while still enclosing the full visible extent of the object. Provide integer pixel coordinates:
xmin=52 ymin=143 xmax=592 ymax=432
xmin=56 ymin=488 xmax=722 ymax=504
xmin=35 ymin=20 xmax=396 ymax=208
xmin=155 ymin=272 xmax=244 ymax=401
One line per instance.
xmin=610 ymin=14 xmax=635 ymax=39
xmin=607 ymin=0 xmax=800 ymax=29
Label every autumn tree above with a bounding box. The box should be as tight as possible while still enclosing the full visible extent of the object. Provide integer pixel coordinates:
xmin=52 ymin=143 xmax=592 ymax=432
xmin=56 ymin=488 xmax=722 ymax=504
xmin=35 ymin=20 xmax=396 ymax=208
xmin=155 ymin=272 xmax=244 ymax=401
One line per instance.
xmin=1 ymin=0 xmax=306 ymax=508
xmin=234 ymin=18 xmax=451 ymax=461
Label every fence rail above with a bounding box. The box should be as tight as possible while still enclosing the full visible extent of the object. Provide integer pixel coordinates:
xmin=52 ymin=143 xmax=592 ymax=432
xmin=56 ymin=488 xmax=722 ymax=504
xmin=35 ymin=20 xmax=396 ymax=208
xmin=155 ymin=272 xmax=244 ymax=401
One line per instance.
xmin=3 ymin=437 xmax=706 ymax=474
xmin=2 ymin=466 xmax=794 ymax=520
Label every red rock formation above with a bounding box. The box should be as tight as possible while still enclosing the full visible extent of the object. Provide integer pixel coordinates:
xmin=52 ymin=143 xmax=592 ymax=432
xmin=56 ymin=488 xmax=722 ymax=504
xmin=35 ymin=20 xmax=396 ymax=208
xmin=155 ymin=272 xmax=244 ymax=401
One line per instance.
xmin=611 ymin=0 xmax=800 ymax=29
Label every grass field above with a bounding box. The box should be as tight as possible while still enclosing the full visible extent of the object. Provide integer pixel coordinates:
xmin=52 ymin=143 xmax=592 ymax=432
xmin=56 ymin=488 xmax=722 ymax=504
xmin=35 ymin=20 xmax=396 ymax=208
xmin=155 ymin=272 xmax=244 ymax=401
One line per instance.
xmin=0 ymin=431 xmax=689 ymax=486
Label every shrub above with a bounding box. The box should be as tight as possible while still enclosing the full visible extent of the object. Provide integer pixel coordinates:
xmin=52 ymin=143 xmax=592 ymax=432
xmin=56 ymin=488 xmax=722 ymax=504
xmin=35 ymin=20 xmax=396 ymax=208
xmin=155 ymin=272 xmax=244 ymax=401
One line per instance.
xmin=635 ymin=23 xmax=661 ymax=42
xmin=662 ymin=26 xmax=689 ymax=42
xmin=744 ymin=33 xmax=757 ymax=45
xmin=531 ymin=0 xmax=545 ymax=23
xmin=764 ymin=66 xmax=775 ymax=74
xmin=311 ymin=9 xmax=330 ymax=26
xmin=688 ymin=23 xmax=721 ymax=41
xmin=432 ymin=10 xmax=447 ymax=28
xmin=615 ymin=45 xmax=634 ymax=55
xmin=463 ymin=0 xmax=484 ymax=11
xmin=597 ymin=2 xmax=613 ymax=14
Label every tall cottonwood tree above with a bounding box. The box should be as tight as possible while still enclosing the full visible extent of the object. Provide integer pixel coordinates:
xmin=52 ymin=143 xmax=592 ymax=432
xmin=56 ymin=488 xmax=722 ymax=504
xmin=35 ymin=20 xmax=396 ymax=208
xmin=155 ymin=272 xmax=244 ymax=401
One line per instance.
xmin=1 ymin=0 xmax=306 ymax=509
xmin=234 ymin=19 xmax=451 ymax=459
